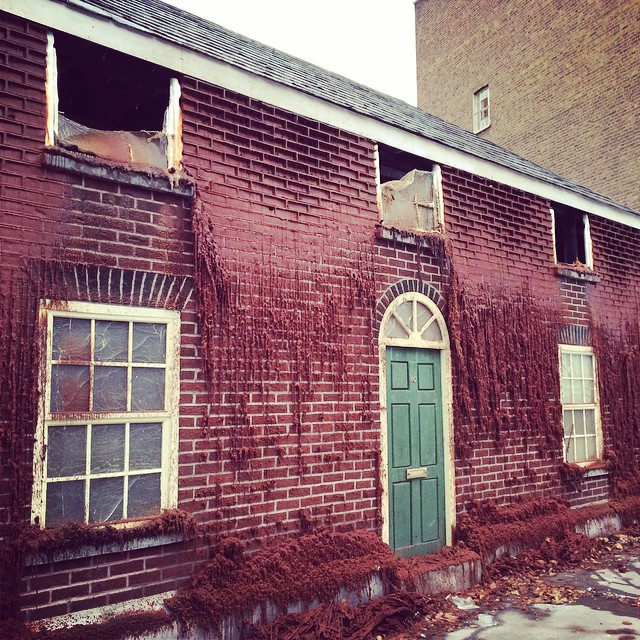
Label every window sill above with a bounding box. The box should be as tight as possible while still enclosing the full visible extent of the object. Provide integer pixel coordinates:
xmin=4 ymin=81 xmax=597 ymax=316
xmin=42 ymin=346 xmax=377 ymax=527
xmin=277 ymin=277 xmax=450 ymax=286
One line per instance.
xmin=582 ymin=466 xmax=609 ymax=479
xmin=24 ymin=511 xmax=194 ymax=566
xmin=562 ymin=460 xmax=609 ymax=480
xmin=555 ymin=264 xmax=600 ymax=283
xmin=26 ymin=529 xmax=186 ymax=566
xmin=42 ymin=148 xmax=194 ymax=197
xmin=375 ymin=224 xmax=444 ymax=247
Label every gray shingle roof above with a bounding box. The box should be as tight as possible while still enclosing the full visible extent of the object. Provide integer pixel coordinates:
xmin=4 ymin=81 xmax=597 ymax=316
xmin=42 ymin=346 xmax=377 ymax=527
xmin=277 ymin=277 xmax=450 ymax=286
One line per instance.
xmin=60 ymin=0 xmax=637 ymax=216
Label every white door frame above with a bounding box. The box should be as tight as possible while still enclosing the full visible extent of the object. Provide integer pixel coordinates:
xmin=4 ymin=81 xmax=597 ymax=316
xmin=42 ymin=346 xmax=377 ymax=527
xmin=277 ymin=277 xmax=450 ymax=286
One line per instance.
xmin=378 ymin=291 xmax=455 ymax=548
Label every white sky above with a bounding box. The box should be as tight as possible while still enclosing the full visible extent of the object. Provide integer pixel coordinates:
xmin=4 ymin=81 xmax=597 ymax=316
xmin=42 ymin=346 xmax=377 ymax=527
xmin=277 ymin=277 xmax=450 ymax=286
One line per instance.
xmin=164 ymin=0 xmax=418 ymax=105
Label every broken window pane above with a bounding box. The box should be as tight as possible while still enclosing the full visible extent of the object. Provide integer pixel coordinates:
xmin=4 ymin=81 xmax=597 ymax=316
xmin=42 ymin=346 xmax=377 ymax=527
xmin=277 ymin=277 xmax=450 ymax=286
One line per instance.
xmin=415 ymin=303 xmax=432 ymax=333
xmin=563 ymin=410 xmax=574 ymax=438
xmin=46 ymin=480 xmax=85 ymax=527
xmin=129 ymin=423 xmax=162 ymax=470
xmin=89 ymin=477 xmax=124 ymax=523
xmin=47 ymin=425 xmax=87 ymax=478
xmin=90 ymin=423 xmax=125 ymax=473
xmin=395 ymin=301 xmax=413 ymax=330
xmin=94 ymin=320 xmax=129 ymax=362
xmin=132 ymin=323 xmax=166 ymax=363
xmin=384 ymin=315 xmax=409 ymax=339
xmin=93 ymin=365 xmax=127 ymax=412
xmin=131 ymin=368 xmax=165 ymax=411
xmin=422 ymin=319 xmax=443 ymax=342
xmin=50 ymin=364 xmax=90 ymax=412
xmin=52 ymin=317 xmax=91 ymax=361
xmin=127 ymin=473 xmax=161 ymax=519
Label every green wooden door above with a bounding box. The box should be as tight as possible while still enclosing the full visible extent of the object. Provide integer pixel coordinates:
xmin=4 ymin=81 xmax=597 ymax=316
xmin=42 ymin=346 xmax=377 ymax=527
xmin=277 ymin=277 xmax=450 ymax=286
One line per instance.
xmin=387 ymin=346 xmax=445 ymax=557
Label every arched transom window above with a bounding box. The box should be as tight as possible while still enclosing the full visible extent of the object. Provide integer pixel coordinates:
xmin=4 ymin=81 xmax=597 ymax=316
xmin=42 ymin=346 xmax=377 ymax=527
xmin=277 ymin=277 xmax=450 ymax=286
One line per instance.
xmin=380 ymin=292 xmax=448 ymax=349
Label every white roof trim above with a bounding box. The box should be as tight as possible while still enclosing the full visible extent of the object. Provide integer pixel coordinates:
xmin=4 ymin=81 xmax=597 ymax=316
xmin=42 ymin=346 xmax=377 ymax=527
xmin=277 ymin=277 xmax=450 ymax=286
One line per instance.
xmin=6 ymin=0 xmax=640 ymax=229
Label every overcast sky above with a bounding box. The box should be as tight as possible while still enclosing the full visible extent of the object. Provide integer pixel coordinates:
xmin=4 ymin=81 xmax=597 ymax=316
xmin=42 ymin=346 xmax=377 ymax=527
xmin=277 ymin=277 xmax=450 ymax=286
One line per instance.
xmin=163 ymin=0 xmax=418 ymax=104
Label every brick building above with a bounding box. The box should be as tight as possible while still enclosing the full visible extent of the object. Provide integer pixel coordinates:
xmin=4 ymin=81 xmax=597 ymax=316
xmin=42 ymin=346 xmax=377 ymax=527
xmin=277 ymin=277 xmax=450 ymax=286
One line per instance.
xmin=415 ymin=0 xmax=640 ymax=211
xmin=1 ymin=0 xmax=640 ymax=634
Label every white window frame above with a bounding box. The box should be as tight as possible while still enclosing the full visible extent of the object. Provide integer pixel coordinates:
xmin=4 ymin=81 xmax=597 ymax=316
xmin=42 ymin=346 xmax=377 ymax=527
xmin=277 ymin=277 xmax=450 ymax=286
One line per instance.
xmin=473 ymin=86 xmax=491 ymax=133
xmin=559 ymin=345 xmax=603 ymax=465
xmin=32 ymin=301 xmax=180 ymax=528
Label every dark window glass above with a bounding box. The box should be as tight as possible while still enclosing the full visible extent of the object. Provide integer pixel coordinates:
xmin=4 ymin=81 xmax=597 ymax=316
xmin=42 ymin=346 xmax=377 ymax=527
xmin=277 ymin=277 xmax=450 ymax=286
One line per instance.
xmin=554 ymin=205 xmax=586 ymax=265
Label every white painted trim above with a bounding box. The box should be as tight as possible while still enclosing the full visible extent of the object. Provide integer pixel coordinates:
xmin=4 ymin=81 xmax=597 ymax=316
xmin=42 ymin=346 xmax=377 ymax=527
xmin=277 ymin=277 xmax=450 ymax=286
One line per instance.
xmin=583 ymin=213 xmax=594 ymax=269
xmin=433 ymin=164 xmax=445 ymax=229
xmin=164 ymin=78 xmax=183 ymax=171
xmin=374 ymin=143 xmax=382 ymax=216
xmin=378 ymin=292 xmax=455 ymax=549
xmin=31 ymin=301 xmax=180 ymax=527
xmin=550 ymin=207 xmax=558 ymax=266
xmin=45 ymin=31 xmax=58 ymax=146
xmin=5 ymin=0 xmax=639 ymax=228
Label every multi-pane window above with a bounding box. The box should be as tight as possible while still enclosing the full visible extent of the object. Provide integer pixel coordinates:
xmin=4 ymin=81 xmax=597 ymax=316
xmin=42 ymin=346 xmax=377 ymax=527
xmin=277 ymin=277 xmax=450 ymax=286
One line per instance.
xmin=33 ymin=303 xmax=179 ymax=528
xmin=559 ymin=346 xmax=601 ymax=464
xmin=473 ymin=86 xmax=490 ymax=133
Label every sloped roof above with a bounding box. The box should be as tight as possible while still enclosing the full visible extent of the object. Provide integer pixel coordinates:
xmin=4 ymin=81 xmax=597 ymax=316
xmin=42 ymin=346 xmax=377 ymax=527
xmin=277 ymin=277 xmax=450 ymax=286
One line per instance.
xmin=54 ymin=0 xmax=637 ymax=216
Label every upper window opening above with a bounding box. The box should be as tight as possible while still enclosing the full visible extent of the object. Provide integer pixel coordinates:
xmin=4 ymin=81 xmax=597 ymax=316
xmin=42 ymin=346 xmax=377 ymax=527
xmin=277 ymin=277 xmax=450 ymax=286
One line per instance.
xmin=552 ymin=204 xmax=592 ymax=267
xmin=378 ymin=144 xmax=433 ymax=184
xmin=32 ymin=302 xmax=180 ymax=528
xmin=473 ymin=86 xmax=490 ymax=133
xmin=46 ymin=32 xmax=182 ymax=171
xmin=376 ymin=145 xmax=442 ymax=233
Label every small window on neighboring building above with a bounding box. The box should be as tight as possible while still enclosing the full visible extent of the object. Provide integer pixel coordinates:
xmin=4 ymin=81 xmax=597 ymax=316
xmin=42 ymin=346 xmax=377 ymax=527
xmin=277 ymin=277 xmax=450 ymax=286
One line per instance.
xmin=559 ymin=345 xmax=602 ymax=464
xmin=45 ymin=32 xmax=182 ymax=171
xmin=32 ymin=302 xmax=180 ymax=528
xmin=376 ymin=144 xmax=443 ymax=232
xmin=473 ymin=86 xmax=490 ymax=133
xmin=552 ymin=204 xmax=593 ymax=267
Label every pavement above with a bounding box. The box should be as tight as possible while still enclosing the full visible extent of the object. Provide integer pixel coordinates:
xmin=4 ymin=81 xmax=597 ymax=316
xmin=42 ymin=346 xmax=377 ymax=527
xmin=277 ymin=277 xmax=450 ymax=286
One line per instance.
xmin=401 ymin=539 xmax=640 ymax=640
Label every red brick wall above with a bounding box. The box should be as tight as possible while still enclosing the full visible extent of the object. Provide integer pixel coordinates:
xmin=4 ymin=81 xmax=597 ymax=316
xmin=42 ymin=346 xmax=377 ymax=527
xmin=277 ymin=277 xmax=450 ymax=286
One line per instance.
xmin=0 ymin=13 xmax=200 ymax=621
xmin=442 ymin=166 xmax=557 ymax=297
xmin=415 ymin=0 xmax=640 ymax=211
xmin=2 ymin=8 xmax=636 ymax=623
xmin=589 ymin=216 xmax=640 ymax=326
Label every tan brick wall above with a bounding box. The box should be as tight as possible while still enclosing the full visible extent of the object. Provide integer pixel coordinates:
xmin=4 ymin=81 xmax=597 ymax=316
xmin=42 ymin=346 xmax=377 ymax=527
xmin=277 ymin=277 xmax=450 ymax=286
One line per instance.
xmin=415 ymin=0 xmax=640 ymax=211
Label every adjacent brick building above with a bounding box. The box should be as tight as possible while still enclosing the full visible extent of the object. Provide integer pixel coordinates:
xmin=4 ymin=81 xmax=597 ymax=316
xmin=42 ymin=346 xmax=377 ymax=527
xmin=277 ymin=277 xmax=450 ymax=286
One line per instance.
xmin=1 ymin=0 xmax=639 ymax=634
xmin=415 ymin=0 xmax=640 ymax=211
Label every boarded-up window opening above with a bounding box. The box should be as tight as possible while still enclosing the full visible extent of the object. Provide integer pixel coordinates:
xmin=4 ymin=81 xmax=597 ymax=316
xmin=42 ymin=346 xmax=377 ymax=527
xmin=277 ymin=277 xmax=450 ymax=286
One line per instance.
xmin=46 ymin=32 xmax=182 ymax=171
xmin=376 ymin=145 xmax=442 ymax=232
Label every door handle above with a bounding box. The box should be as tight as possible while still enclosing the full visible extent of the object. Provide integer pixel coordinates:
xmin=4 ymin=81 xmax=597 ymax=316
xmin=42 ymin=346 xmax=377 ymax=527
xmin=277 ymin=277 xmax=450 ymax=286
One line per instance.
xmin=406 ymin=467 xmax=428 ymax=480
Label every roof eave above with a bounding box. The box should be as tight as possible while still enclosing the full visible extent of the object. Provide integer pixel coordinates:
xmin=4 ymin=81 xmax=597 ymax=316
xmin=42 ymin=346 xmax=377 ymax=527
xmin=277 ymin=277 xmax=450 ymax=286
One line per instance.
xmin=5 ymin=0 xmax=639 ymax=228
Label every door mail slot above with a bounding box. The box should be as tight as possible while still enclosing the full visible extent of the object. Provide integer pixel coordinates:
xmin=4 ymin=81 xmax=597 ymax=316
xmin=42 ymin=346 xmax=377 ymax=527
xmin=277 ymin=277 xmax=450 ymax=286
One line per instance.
xmin=406 ymin=467 xmax=428 ymax=480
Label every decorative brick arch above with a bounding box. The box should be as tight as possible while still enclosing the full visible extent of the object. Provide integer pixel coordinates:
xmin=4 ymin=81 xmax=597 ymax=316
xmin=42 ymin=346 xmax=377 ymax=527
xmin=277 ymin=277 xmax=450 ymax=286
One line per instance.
xmin=375 ymin=279 xmax=446 ymax=335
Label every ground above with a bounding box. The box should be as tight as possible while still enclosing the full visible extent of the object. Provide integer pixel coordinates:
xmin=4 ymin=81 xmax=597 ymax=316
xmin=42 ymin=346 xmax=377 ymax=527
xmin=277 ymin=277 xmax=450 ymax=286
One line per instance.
xmin=392 ymin=531 xmax=640 ymax=640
